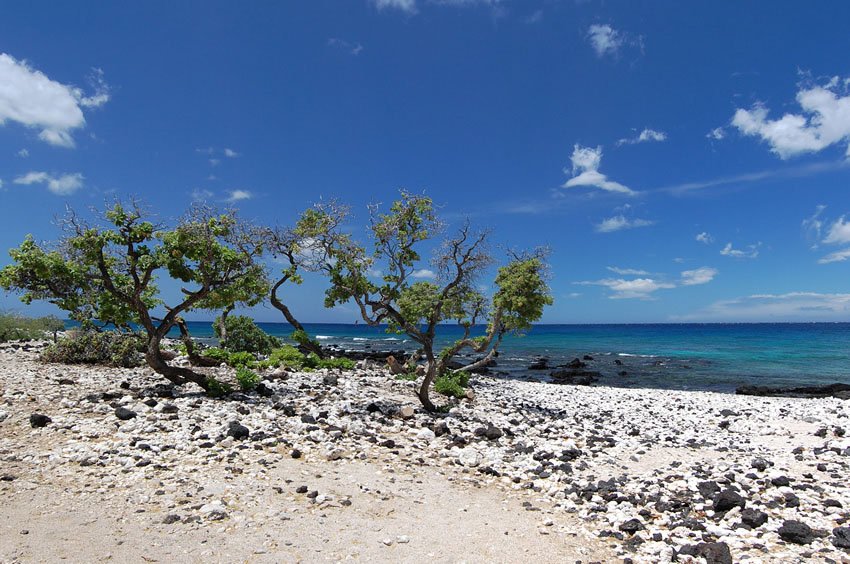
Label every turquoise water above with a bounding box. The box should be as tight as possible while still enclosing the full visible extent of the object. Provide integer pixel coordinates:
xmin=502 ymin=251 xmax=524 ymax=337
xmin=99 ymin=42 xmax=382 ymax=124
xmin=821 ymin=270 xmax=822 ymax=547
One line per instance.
xmin=170 ymin=322 xmax=850 ymax=393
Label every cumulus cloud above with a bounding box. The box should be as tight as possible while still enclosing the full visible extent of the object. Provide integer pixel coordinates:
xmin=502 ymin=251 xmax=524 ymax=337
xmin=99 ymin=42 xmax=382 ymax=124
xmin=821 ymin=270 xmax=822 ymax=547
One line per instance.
xmin=14 ymin=171 xmax=84 ymax=195
xmin=822 ymin=215 xmax=850 ymax=245
xmin=411 ymin=268 xmax=437 ymax=279
xmin=680 ymin=267 xmax=718 ymax=286
xmin=706 ymin=127 xmax=726 ymax=140
xmin=617 ymin=128 xmax=667 ymax=146
xmin=587 ymin=24 xmax=623 ymax=58
xmin=676 ymin=292 xmax=850 ymax=322
xmin=606 ymin=266 xmax=650 ymax=275
xmin=696 ymin=232 xmax=713 ymax=244
xmin=578 ymin=277 xmax=674 ymax=300
xmin=372 ymin=0 xmax=417 ymax=13
xmin=732 ymin=76 xmax=850 ymax=159
xmin=0 ymin=54 xmax=109 ymax=148
xmin=226 ymin=189 xmax=252 ymax=202
xmin=562 ymin=145 xmax=635 ymax=195
xmin=595 ymin=215 xmax=653 ymax=233
xmin=720 ymin=242 xmax=760 ymax=259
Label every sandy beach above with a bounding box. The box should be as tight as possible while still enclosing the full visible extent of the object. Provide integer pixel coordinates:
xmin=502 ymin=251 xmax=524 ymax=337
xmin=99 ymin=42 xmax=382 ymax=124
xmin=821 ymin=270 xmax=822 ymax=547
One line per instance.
xmin=1 ymin=340 xmax=849 ymax=563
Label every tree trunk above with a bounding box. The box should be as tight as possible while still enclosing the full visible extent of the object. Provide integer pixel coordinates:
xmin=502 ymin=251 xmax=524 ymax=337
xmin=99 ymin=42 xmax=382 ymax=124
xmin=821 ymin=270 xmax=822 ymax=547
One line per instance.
xmin=145 ymin=332 xmax=210 ymax=391
xmin=417 ymin=346 xmax=437 ymax=412
xmin=176 ymin=318 xmax=220 ymax=367
xmin=457 ymin=332 xmax=504 ymax=373
xmin=215 ymin=304 xmax=233 ymax=346
xmin=270 ymin=278 xmax=324 ymax=358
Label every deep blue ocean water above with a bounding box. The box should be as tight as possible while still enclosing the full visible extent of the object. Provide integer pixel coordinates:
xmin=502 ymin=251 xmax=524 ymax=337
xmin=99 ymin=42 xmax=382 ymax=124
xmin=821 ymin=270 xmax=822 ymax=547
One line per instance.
xmin=166 ymin=322 xmax=850 ymax=393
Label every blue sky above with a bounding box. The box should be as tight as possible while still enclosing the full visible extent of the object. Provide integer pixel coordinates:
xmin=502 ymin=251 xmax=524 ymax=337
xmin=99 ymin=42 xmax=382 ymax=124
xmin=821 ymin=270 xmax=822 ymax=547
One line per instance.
xmin=2 ymin=0 xmax=850 ymax=323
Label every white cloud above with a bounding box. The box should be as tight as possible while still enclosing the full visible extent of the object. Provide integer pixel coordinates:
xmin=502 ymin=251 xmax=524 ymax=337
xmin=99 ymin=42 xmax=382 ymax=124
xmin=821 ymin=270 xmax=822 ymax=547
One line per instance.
xmin=680 ymin=266 xmax=718 ymax=286
xmin=595 ymin=215 xmax=653 ymax=233
xmin=578 ymin=277 xmax=674 ymax=300
xmin=190 ymin=188 xmax=213 ymax=202
xmin=0 ymin=179 xmax=4 ymax=189
xmin=223 ymin=148 xmax=239 ymax=158
xmin=607 ymin=266 xmax=650 ymax=275
xmin=587 ymin=24 xmax=623 ymax=58
xmin=14 ymin=171 xmax=83 ymax=195
xmin=16 ymin=148 xmax=28 ymax=157
xmin=676 ymin=292 xmax=850 ymax=322
xmin=373 ymin=0 xmax=417 ymax=13
xmin=617 ymin=128 xmax=667 ymax=146
xmin=226 ymin=189 xmax=252 ymax=202
xmin=822 ymin=215 xmax=850 ymax=245
xmin=732 ymin=76 xmax=850 ymax=159
xmin=802 ymin=204 xmax=826 ymax=243
xmin=696 ymin=231 xmax=713 ymax=244
xmin=328 ymin=38 xmax=364 ymax=56
xmin=209 ymin=158 xmax=220 ymax=167
xmin=411 ymin=268 xmax=437 ymax=279
xmin=706 ymin=127 xmax=726 ymax=140
xmin=0 ymin=54 xmax=109 ymax=148
xmin=563 ymin=144 xmax=635 ymax=195
xmin=818 ymin=248 xmax=850 ymax=264
xmin=720 ymin=242 xmax=760 ymax=259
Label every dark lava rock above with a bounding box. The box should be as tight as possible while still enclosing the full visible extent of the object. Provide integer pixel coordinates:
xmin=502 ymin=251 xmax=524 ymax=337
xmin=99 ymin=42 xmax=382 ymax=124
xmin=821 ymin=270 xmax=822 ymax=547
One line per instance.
xmin=751 ymin=457 xmax=770 ymax=471
xmin=528 ymin=358 xmax=549 ymax=370
xmin=698 ymin=480 xmax=720 ymax=499
xmin=476 ymin=424 xmax=503 ymax=440
xmin=300 ymin=414 xmax=317 ymax=424
xmin=778 ymin=520 xmax=815 ymax=545
xmin=323 ymin=374 xmax=338 ymax=386
xmin=161 ymin=403 xmax=179 ymax=414
xmin=254 ymin=382 xmax=274 ymax=397
xmin=162 ymin=514 xmax=181 ymax=524
xmin=565 ymin=358 xmax=587 ymax=369
xmin=741 ymin=508 xmax=768 ymax=529
xmin=614 ymin=359 xmax=623 ymax=366
xmin=583 ymin=355 xmax=594 ymax=361
xmin=0 ymin=474 xmax=16 ymax=482
xmin=784 ymin=492 xmax=800 ymax=508
xmin=432 ymin=421 xmax=449 ymax=437
xmin=736 ymin=382 xmax=850 ymax=399
xmin=291 ymin=449 xmax=302 ymax=459
xmin=679 ymin=542 xmax=733 ymax=564
xmin=713 ymin=488 xmax=746 ymax=512
xmin=295 ymin=485 xmax=308 ymax=494
xmin=57 ymin=378 xmax=75 ymax=385
xmin=832 ymin=526 xmax=850 ymax=549
xmin=29 ymin=413 xmax=51 ymax=428
xmin=114 ymin=407 xmax=137 ymax=421
xmin=227 ymin=421 xmax=250 ymax=441
xmin=550 ymin=369 xmax=601 ymax=386
xmin=771 ymin=475 xmax=791 ymax=487
xmin=619 ymin=518 xmax=644 ymax=534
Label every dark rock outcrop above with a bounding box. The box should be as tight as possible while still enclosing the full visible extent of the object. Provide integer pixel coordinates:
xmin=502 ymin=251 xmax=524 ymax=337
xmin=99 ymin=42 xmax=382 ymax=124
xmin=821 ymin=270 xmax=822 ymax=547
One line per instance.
xmin=736 ymin=382 xmax=850 ymax=400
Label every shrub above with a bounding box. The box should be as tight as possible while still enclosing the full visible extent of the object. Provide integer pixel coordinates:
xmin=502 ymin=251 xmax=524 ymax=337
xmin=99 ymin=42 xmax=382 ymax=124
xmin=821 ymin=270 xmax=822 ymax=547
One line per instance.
xmin=235 ymin=366 xmax=261 ymax=391
xmin=205 ymin=376 xmax=233 ymax=398
xmin=0 ymin=313 xmax=65 ymax=342
xmin=395 ymin=372 xmax=418 ymax=381
xmin=41 ymin=329 xmax=145 ymax=368
xmin=434 ymin=370 xmax=470 ymax=399
xmin=269 ymin=345 xmax=308 ymax=369
xmin=226 ymin=350 xmax=257 ymax=368
xmin=317 ymin=356 xmax=355 ymax=370
xmin=214 ymin=315 xmax=280 ymax=354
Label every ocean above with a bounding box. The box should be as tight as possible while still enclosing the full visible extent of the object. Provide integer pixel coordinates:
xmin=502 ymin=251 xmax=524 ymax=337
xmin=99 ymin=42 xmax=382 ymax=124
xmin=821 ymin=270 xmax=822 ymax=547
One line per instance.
xmin=168 ymin=321 xmax=850 ymax=393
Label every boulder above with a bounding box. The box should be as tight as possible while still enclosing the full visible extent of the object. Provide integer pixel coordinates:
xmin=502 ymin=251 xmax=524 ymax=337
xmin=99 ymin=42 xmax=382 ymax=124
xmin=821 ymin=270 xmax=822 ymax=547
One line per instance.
xmin=778 ymin=520 xmax=815 ymax=545
xmin=29 ymin=413 xmax=51 ymax=428
xmin=386 ymin=356 xmax=405 ymax=375
xmin=713 ymin=488 xmax=745 ymax=513
xmin=227 ymin=421 xmax=250 ymax=441
xmin=550 ymin=369 xmax=600 ymax=386
xmin=114 ymin=407 xmax=137 ymax=421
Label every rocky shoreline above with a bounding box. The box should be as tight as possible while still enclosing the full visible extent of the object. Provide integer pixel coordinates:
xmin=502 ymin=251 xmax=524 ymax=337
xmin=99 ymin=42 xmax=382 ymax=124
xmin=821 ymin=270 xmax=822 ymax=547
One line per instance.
xmin=1 ymin=341 xmax=849 ymax=563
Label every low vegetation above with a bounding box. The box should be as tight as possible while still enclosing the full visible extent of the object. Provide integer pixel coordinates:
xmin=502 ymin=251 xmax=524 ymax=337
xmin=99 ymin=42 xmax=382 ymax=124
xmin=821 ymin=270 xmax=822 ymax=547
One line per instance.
xmin=0 ymin=312 xmax=64 ymax=342
xmin=41 ymin=329 xmax=145 ymax=368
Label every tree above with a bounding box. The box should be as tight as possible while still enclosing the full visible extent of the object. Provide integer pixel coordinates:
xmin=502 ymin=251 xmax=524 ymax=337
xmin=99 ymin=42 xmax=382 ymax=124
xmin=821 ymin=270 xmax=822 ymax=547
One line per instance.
xmin=264 ymin=202 xmax=350 ymax=357
xmin=322 ymin=191 xmax=553 ymax=411
xmin=0 ymin=201 xmax=268 ymax=392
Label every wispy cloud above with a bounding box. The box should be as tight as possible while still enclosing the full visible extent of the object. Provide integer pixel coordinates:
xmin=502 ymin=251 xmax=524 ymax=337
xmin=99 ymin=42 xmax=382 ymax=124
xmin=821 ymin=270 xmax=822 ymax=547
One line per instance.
xmin=696 ymin=232 xmax=713 ymax=244
xmin=733 ymin=75 xmax=850 ymax=159
xmin=16 ymin=148 xmax=29 ymax=158
xmin=190 ymin=188 xmax=213 ymax=202
xmin=680 ymin=266 xmax=718 ymax=286
xmin=226 ymin=189 xmax=252 ymax=202
xmin=706 ymin=127 xmax=726 ymax=140
xmin=675 ymin=292 xmax=850 ymax=322
xmin=14 ymin=171 xmax=84 ymax=195
xmin=720 ymin=242 xmax=760 ymax=259
xmin=617 ymin=128 xmax=667 ymax=146
xmin=607 ymin=266 xmax=650 ymax=276
xmin=372 ymin=0 xmax=417 ymax=13
xmin=586 ymin=24 xmax=643 ymax=59
xmin=0 ymin=53 xmax=110 ymax=148
xmin=328 ymin=38 xmax=364 ymax=56
xmin=563 ymin=144 xmax=635 ymax=195
xmin=596 ymin=215 xmax=653 ymax=233
xmin=577 ymin=277 xmax=674 ymax=300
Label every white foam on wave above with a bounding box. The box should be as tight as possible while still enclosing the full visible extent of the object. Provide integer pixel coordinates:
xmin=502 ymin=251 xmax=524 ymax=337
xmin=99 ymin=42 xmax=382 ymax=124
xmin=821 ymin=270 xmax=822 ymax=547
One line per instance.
xmin=353 ymin=337 xmax=369 ymax=341
xmin=315 ymin=335 xmax=332 ymax=340
xmin=617 ymin=353 xmax=658 ymax=358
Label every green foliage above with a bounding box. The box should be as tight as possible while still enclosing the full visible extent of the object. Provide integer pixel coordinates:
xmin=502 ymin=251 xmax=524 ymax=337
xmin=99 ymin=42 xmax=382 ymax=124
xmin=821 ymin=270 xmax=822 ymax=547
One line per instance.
xmin=0 ymin=313 xmax=64 ymax=342
xmin=41 ymin=329 xmax=145 ymax=368
xmin=492 ymin=256 xmax=553 ymax=334
xmin=269 ymin=345 xmax=308 ymax=369
xmin=205 ymin=376 xmax=233 ymax=398
xmin=235 ymin=366 xmax=261 ymax=391
xmin=395 ymin=372 xmax=418 ymax=381
xmin=316 ymin=356 xmax=355 ymax=370
xmin=226 ymin=350 xmax=257 ymax=367
xmin=213 ymin=314 xmax=280 ymax=354
xmin=202 ymin=347 xmax=230 ymax=363
xmin=434 ymin=371 xmax=470 ymax=399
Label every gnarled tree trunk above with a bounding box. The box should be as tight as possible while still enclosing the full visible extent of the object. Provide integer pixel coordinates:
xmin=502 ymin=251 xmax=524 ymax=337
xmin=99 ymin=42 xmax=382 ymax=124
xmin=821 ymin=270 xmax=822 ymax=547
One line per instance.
xmin=145 ymin=331 xmax=210 ymax=391
xmin=270 ymin=277 xmax=324 ymax=358
xmin=417 ymin=346 xmax=437 ymax=412
xmin=176 ymin=318 xmax=220 ymax=367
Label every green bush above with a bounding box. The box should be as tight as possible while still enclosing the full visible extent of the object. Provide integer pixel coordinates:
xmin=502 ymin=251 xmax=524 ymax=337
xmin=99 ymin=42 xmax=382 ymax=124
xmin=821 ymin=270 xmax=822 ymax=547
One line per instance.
xmin=41 ymin=329 xmax=145 ymax=368
xmin=434 ymin=370 xmax=470 ymax=399
xmin=268 ymin=345 xmax=308 ymax=369
xmin=205 ymin=376 xmax=233 ymax=398
xmin=317 ymin=356 xmax=356 ymax=370
xmin=395 ymin=372 xmax=418 ymax=381
xmin=226 ymin=350 xmax=257 ymax=367
xmin=201 ymin=347 xmax=230 ymax=363
xmin=0 ymin=313 xmax=65 ymax=342
xmin=235 ymin=365 xmax=261 ymax=391
xmin=214 ymin=315 xmax=280 ymax=354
